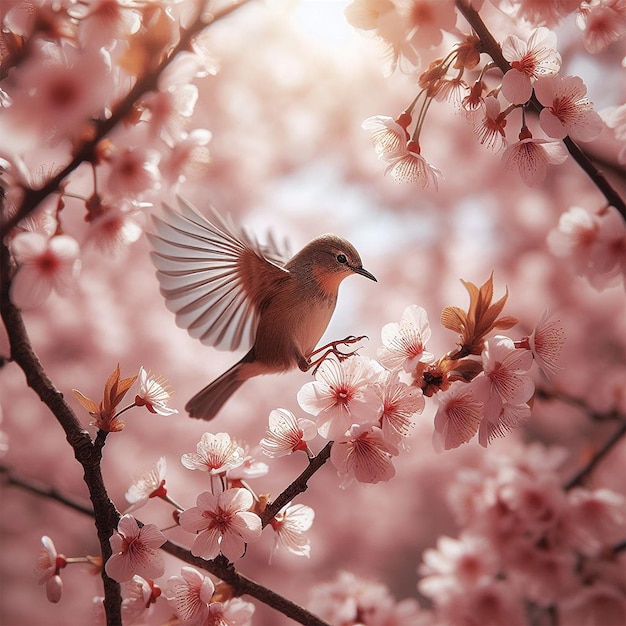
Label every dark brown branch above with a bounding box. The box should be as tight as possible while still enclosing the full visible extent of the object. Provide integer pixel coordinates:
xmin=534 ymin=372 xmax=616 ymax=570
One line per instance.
xmin=455 ymin=0 xmax=626 ymax=219
xmin=564 ymin=420 xmax=626 ymax=490
xmin=0 ymin=0 xmax=253 ymax=234
xmin=260 ymin=442 xmax=333 ymax=527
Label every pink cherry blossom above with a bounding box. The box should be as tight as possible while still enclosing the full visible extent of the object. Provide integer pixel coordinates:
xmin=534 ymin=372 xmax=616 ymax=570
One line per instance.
xmin=134 ymin=366 xmax=178 ymax=416
xmin=74 ymin=0 xmax=141 ymax=49
xmin=178 ymin=488 xmax=262 ymax=561
xmin=124 ymin=456 xmax=167 ymax=513
xmin=84 ymin=203 xmax=144 ymax=253
xmin=361 ymin=115 xmax=409 ymax=160
xmin=105 ymin=146 xmax=161 ymax=199
xmin=560 ymin=582 xmax=626 ymax=626
xmin=330 ymin=424 xmax=396 ymax=487
xmin=576 ymin=0 xmax=626 ymax=54
xmin=385 ymin=140 xmax=443 ymax=189
xmin=34 ymin=536 xmax=65 ymax=603
xmin=259 ymin=408 xmax=317 ymax=458
xmin=105 ymin=515 xmax=166 ymax=583
xmin=432 ymin=381 xmax=485 ymax=452
xmin=528 ymin=309 xmax=565 ymax=379
xmin=269 ymin=503 xmax=315 ymax=560
xmin=121 ymin=576 xmax=160 ymax=625
xmin=10 ymin=232 xmax=81 ymax=309
xmin=601 ymin=102 xmax=626 ymax=164
xmin=473 ymin=96 xmax=508 ymax=152
xmin=297 ymin=356 xmax=383 ymax=440
xmin=376 ymin=370 xmax=424 ymax=450
xmin=535 ymin=75 xmax=603 ymax=141
xmin=165 ymin=567 xmax=215 ymax=626
xmin=225 ymin=448 xmax=269 ymax=481
xmin=478 ymin=393 xmax=531 ymax=447
xmin=501 ymin=127 xmax=568 ymax=186
xmin=399 ymin=0 xmax=458 ymax=50
xmin=501 ymin=27 xmax=561 ymax=104
xmin=181 ymin=432 xmax=245 ymax=475
xmin=501 ymin=0 xmax=581 ymax=27
xmin=206 ymin=598 xmax=255 ymax=626
xmin=161 ymin=129 xmax=213 ymax=185
xmin=378 ymin=304 xmax=435 ymax=373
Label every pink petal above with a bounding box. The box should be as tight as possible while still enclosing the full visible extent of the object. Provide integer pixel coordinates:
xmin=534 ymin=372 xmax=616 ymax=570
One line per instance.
xmin=190 ymin=528 xmax=221 ymax=560
xmin=219 ymin=488 xmax=253 ymax=514
xmin=218 ymin=532 xmax=245 ymax=561
xmin=501 ymin=69 xmax=533 ymax=104
xmin=179 ymin=507 xmax=209 ymax=533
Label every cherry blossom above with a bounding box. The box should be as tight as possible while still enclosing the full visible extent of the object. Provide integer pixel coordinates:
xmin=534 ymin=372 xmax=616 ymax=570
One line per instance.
xmin=376 ymin=370 xmax=424 ymax=450
xmin=501 ymin=27 xmax=561 ymax=104
xmin=206 ymin=598 xmax=255 ymax=626
xmin=330 ymin=424 xmax=396 ymax=487
xmin=378 ymin=304 xmax=435 ymax=373
xmin=432 ymin=381 xmax=485 ymax=452
xmin=104 ymin=146 xmax=161 ymax=199
xmin=105 ymin=515 xmax=166 ymax=583
xmin=601 ymin=102 xmax=626 ymax=164
xmin=297 ymin=356 xmax=383 ymax=440
xmin=560 ymin=582 xmax=626 ymax=626
xmin=361 ymin=115 xmax=409 ymax=160
xmin=178 ymin=488 xmax=262 ymax=561
xmin=121 ymin=576 xmax=161 ymax=625
xmin=385 ymin=140 xmax=443 ymax=189
xmin=34 ymin=536 xmax=66 ymax=603
xmin=161 ymin=128 xmax=213 ymax=185
xmin=269 ymin=503 xmax=315 ymax=560
xmin=259 ymin=408 xmax=317 ymax=458
xmin=500 ymin=0 xmax=581 ymax=27
xmin=74 ymin=0 xmax=141 ymax=48
xmin=473 ymin=96 xmax=508 ymax=151
xmin=134 ymin=366 xmax=178 ymax=416
xmin=576 ymin=0 xmax=626 ymax=53
xmin=535 ymin=75 xmax=603 ymax=141
xmin=181 ymin=432 xmax=245 ymax=475
xmin=399 ymin=0 xmax=458 ymax=50
xmin=527 ymin=309 xmax=565 ymax=379
xmin=124 ymin=456 xmax=167 ymax=513
xmin=501 ymin=126 xmax=568 ymax=186
xmin=165 ymin=567 xmax=215 ymax=626
xmin=9 ymin=232 xmax=81 ymax=309
xmin=225 ymin=448 xmax=269 ymax=481
xmin=84 ymin=203 xmax=144 ymax=254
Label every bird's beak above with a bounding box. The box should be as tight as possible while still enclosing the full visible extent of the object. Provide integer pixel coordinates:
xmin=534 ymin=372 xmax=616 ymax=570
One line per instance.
xmin=353 ymin=266 xmax=377 ymax=282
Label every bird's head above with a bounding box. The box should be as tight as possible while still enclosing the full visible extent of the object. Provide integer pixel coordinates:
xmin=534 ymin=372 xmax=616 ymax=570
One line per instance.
xmin=291 ymin=234 xmax=377 ymax=290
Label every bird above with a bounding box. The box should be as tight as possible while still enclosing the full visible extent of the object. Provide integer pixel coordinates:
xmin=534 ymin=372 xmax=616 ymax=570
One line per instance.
xmin=147 ymin=197 xmax=376 ymax=420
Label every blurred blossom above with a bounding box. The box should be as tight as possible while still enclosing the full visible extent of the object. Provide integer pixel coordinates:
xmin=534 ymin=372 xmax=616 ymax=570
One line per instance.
xmin=297 ymin=356 xmax=383 ymax=440
xmin=121 ymin=576 xmax=160 ymax=625
xmin=142 ymin=86 xmax=199 ymax=143
xmin=161 ymin=128 xmax=212 ymax=185
xmin=576 ymin=0 xmax=626 ymax=53
xmin=399 ymin=0 xmax=458 ymax=50
xmin=535 ymin=75 xmax=603 ymax=142
xmin=269 ymin=503 xmax=315 ymax=560
xmin=601 ymin=102 xmax=626 ymax=164
xmin=547 ymin=205 xmax=626 ymax=289
xmin=9 ymin=232 xmax=81 ymax=309
xmin=124 ymin=456 xmax=167 ymax=513
xmin=501 ymin=27 xmax=561 ymax=104
xmin=559 ymin=582 xmax=626 ymax=625
xmin=84 ymin=204 xmax=144 ymax=254
xmin=34 ymin=536 xmax=65 ymax=603
xmin=134 ymin=366 xmax=178 ymax=416
xmin=165 ymin=567 xmax=215 ymax=626
xmin=105 ymin=146 xmax=161 ymax=199
xmin=259 ymin=408 xmax=317 ymax=458
xmin=500 ymin=0 xmax=581 ymax=26
xmin=378 ymin=304 xmax=434 ymax=373
xmin=527 ymin=309 xmax=565 ymax=379
xmin=105 ymin=515 xmax=166 ymax=583
xmin=330 ymin=424 xmax=396 ymax=487
xmin=181 ymin=432 xmax=246 ymax=475
xmin=501 ymin=127 xmax=568 ymax=186
xmin=179 ymin=488 xmax=262 ymax=561
xmin=74 ymin=0 xmax=141 ymax=48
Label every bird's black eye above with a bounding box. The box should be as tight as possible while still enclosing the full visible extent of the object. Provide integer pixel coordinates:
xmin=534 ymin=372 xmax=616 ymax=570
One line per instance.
xmin=336 ymin=253 xmax=348 ymax=264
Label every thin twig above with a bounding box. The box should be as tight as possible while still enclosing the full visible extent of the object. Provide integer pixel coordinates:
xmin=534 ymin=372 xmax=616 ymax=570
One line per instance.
xmin=455 ymin=0 xmax=626 ymax=219
xmin=260 ymin=442 xmax=333 ymax=527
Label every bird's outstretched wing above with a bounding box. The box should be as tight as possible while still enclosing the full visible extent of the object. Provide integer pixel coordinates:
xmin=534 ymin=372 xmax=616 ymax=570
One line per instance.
xmin=147 ymin=197 xmax=290 ymax=352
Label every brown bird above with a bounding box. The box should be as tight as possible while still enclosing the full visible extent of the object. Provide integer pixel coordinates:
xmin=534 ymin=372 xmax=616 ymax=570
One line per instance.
xmin=147 ymin=198 xmax=376 ymax=420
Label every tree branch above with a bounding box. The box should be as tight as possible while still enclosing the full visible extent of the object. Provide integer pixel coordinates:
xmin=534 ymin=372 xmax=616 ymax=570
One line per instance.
xmin=261 ymin=442 xmax=333 ymax=527
xmin=455 ymin=0 xmax=626 ymax=219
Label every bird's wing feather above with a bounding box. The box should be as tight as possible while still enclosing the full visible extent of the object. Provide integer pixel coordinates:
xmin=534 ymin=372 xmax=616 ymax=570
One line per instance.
xmin=147 ymin=197 xmax=289 ymax=351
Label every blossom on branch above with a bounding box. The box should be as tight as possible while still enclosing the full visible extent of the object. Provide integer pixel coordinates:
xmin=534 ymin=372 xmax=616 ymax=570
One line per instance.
xmin=105 ymin=515 xmax=166 ymax=583
xmin=501 ymin=27 xmax=561 ymax=104
xmin=135 ymin=366 xmax=178 ymax=416
xmin=576 ymin=0 xmax=626 ymax=53
xmin=124 ymin=456 xmax=168 ymax=513
xmin=269 ymin=503 xmax=315 ymax=560
xmin=181 ymin=432 xmax=245 ymax=475
xmin=259 ymin=408 xmax=317 ymax=458
xmin=121 ymin=576 xmax=161 ymax=625
xmin=179 ymin=488 xmax=262 ymax=561
xmin=527 ymin=309 xmax=565 ymax=379
xmin=535 ymin=75 xmax=603 ymax=142
xmin=385 ymin=140 xmax=443 ymax=189
xmin=34 ymin=536 xmax=66 ymax=604
xmin=362 ymin=115 xmax=409 ymax=160
xmin=165 ymin=567 xmax=215 ymax=626
xmin=9 ymin=231 xmax=81 ymax=309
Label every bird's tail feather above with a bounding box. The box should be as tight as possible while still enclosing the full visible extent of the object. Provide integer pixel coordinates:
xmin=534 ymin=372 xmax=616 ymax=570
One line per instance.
xmin=186 ymin=361 xmax=248 ymax=421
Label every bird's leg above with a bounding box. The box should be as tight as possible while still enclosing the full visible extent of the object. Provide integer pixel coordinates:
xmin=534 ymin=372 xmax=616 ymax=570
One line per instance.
xmin=300 ymin=335 xmax=368 ymax=374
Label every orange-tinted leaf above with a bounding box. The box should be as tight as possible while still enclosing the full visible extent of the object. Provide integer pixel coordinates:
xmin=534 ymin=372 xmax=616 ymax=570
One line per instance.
xmin=113 ymin=375 xmax=137 ymax=408
xmin=72 ymin=389 xmax=99 ymax=416
xmin=448 ymin=359 xmax=483 ymax=382
xmin=441 ymin=306 xmax=467 ymax=333
xmin=493 ymin=315 xmax=518 ymax=330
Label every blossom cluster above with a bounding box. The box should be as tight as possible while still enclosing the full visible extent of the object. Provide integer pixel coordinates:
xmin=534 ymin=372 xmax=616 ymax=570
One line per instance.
xmin=1 ymin=0 xmax=215 ymax=309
